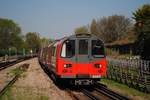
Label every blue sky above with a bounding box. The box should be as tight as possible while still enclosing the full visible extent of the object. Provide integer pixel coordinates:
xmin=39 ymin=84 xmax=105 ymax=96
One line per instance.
xmin=0 ymin=0 xmax=149 ymax=39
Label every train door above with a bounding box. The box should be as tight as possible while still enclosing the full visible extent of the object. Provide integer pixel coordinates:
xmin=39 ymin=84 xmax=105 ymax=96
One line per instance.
xmin=51 ymin=43 xmax=57 ymax=73
xmin=76 ymin=38 xmax=91 ymax=74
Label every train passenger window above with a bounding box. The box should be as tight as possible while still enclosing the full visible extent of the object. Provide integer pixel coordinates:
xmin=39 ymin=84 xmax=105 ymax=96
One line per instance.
xmin=61 ymin=40 xmax=75 ymax=57
xmin=79 ymin=40 xmax=88 ymax=55
xmin=92 ymin=40 xmax=104 ymax=57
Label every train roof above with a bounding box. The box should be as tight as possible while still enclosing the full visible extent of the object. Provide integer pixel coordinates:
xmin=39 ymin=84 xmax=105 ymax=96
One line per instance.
xmin=70 ymin=33 xmax=96 ymax=38
xmin=68 ymin=33 xmax=104 ymax=42
xmin=60 ymin=33 xmax=103 ymax=40
xmin=55 ymin=33 xmax=99 ymax=40
xmin=47 ymin=33 xmax=104 ymax=47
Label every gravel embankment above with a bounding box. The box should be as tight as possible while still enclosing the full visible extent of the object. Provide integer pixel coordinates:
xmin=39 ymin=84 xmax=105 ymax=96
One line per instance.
xmin=8 ymin=58 xmax=73 ymax=100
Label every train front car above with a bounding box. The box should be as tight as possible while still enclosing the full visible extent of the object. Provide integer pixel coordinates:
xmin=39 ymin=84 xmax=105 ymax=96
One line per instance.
xmin=56 ymin=34 xmax=106 ymax=85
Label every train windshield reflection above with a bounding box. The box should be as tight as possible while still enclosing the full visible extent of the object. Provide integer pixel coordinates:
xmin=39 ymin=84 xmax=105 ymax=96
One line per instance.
xmin=92 ymin=40 xmax=104 ymax=57
xmin=61 ymin=40 xmax=75 ymax=57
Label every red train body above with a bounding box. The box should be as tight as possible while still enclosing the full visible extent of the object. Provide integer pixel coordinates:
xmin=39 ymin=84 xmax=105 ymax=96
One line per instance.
xmin=38 ymin=34 xmax=107 ymax=85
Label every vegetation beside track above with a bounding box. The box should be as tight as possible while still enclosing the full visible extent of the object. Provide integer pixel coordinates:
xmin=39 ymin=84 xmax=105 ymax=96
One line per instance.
xmin=0 ymin=62 xmax=50 ymax=100
xmin=8 ymin=67 xmax=24 ymax=77
xmin=0 ymin=64 xmax=32 ymax=100
xmin=107 ymin=57 xmax=150 ymax=93
xmin=0 ymin=86 xmax=49 ymax=100
xmin=101 ymin=78 xmax=150 ymax=100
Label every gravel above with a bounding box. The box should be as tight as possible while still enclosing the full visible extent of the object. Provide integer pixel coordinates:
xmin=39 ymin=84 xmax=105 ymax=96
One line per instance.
xmin=0 ymin=59 xmax=32 ymax=92
xmin=9 ymin=58 xmax=73 ymax=100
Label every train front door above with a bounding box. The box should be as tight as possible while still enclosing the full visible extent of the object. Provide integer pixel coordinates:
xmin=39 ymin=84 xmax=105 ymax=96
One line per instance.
xmin=76 ymin=38 xmax=91 ymax=74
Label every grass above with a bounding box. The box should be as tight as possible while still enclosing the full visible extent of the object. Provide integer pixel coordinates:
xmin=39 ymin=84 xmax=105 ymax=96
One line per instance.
xmin=101 ymin=78 xmax=150 ymax=100
xmin=7 ymin=67 xmax=24 ymax=77
xmin=109 ymin=65 xmax=139 ymax=76
xmin=40 ymin=96 xmax=49 ymax=100
xmin=0 ymin=86 xmax=49 ymax=100
xmin=0 ymin=67 xmax=23 ymax=100
xmin=1 ymin=65 xmax=49 ymax=100
xmin=0 ymin=84 xmax=13 ymax=100
xmin=1 ymin=67 xmax=23 ymax=100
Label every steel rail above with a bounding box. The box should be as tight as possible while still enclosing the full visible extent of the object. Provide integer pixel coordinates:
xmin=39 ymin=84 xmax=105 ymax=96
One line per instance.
xmin=0 ymin=75 xmax=19 ymax=97
xmin=95 ymin=83 xmax=130 ymax=100
xmin=0 ymin=56 xmax=34 ymax=71
xmin=65 ymin=88 xmax=80 ymax=100
xmin=82 ymin=89 xmax=100 ymax=100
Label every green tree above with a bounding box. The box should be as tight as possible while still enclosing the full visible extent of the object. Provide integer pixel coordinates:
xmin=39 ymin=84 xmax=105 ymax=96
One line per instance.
xmin=0 ymin=18 xmax=22 ymax=49
xmin=133 ymin=4 xmax=150 ymax=33
xmin=25 ymin=32 xmax=41 ymax=53
xmin=90 ymin=19 xmax=99 ymax=36
xmin=133 ymin=4 xmax=150 ymax=59
xmin=40 ymin=37 xmax=53 ymax=48
xmin=74 ymin=26 xmax=89 ymax=34
xmin=0 ymin=18 xmax=23 ymax=56
xmin=96 ymin=15 xmax=133 ymax=43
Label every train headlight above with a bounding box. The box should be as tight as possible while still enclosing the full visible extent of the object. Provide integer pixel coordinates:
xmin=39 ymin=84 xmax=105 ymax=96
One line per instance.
xmin=64 ymin=64 xmax=72 ymax=68
xmin=94 ymin=64 xmax=102 ymax=68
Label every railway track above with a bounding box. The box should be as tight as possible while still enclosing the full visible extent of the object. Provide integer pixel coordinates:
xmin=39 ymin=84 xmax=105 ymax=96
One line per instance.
xmin=94 ymin=83 xmax=130 ymax=100
xmin=0 ymin=56 xmax=35 ymax=71
xmin=66 ymin=87 xmax=107 ymax=100
xmin=82 ymin=89 xmax=100 ymax=100
xmin=66 ymin=88 xmax=81 ymax=100
xmin=66 ymin=88 xmax=96 ymax=100
xmin=66 ymin=83 xmax=130 ymax=100
xmin=0 ymin=74 xmax=19 ymax=97
xmin=0 ymin=64 xmax=29 ymax=98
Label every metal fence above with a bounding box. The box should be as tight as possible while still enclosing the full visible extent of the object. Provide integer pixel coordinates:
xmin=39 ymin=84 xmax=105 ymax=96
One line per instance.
xmin=107 ymin=57 xmax=150 ymax=93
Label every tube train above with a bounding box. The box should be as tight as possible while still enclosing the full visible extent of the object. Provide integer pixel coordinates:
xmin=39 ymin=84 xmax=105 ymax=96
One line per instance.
xmin=38 ymin=33 xmax=107 ymax=85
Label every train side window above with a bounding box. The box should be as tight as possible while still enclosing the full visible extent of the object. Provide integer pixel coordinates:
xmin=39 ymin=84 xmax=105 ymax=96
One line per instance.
xmin=61 ymin=40 xmax=75 ymax=57
xmin=92 ymin=40 xmax=104 ymax=57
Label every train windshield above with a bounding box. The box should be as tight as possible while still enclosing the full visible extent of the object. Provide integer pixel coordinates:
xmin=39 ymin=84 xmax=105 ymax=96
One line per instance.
xmin=92 ymin=40 xmax=105 ymax=57
xmin=79 ymin=39 xmax=88 ymax=55
xmin=61 ymin=40 xmax=75 ymax=57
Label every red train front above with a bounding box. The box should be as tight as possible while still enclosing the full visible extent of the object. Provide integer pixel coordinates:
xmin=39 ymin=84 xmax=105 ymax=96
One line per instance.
xmin=39 ymin=33 xmax=107 ymax=85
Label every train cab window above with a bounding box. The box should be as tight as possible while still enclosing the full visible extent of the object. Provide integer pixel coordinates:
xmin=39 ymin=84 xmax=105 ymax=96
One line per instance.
xmin=79 ymin=39 xmax=88 ymax=55
xmin=92 ymin=40 xmax=104 ymax=57
xmin=61 ymin=40 xmax=75 ymax=57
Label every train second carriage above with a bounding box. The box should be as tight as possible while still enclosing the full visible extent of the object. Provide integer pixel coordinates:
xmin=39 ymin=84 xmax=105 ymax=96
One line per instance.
xmin=38 ymin=33 xmax=107 ymax=85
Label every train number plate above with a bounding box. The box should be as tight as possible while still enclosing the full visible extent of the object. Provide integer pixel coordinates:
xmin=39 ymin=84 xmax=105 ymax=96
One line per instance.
xmin=74 ymin=79 xmax=93 ymax=85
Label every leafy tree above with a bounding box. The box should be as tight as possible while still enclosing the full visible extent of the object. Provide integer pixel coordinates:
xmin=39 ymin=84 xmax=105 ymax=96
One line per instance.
xmin=40 ymin=37 xmax=53 ymax=48
xmin=133 ymin=4 xmax=150 ymax=59
xmin=133 ymin=4 xmax=150 ymax=33
xmin=96 ymin=15 xmax=133 ymax=43
xmin=0 ymin=18 xmax=22 ymax=49
xmin=74 ymin=26 xmax=89 ymax=34
xmin=25 ymin=32 xmax=41 ymax=53
xmin=90 ymin=19 xmax=99 ymax=36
